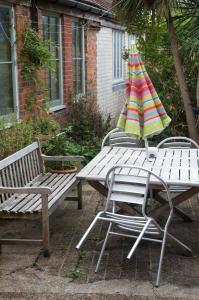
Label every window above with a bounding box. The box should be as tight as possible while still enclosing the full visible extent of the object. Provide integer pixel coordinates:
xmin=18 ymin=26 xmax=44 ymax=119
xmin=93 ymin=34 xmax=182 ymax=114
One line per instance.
xmin=0 ymin=5 xmax=18 ymax=117
xmin=42 ymin=14 xmax=63 ymax=109
xmin=112 ymin=30 xmax=124 ymax=82
xmin=72 ymin=20 xmax=85 ymax=94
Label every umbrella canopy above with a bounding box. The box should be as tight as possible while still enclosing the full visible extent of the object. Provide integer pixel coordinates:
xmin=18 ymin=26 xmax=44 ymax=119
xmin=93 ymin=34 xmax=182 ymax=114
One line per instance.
xmin=117 ymin=44 xmax=171 ymax=138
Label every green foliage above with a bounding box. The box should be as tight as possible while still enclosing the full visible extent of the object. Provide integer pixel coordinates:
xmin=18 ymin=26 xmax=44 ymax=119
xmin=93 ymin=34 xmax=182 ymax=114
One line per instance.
xmin=32 ymin=110 xmax=61 ymax=136
xmin=67 ymin=267 xmax=85 ymax=279
xmin=42 ymin=94 xmax=111 ymax=164
xmin=66 ymin=94 xmax=111 ymax=143
xmin=20 ymin=27 xmax=54 ymax=81
xmin=20 ymin=27 xmax=55 ymax=109
xmin=135 ymin=21 xmax=189 ymax=140
xmin=78 ymin=250 xmax=87 ymax=260
xmin=0 ymin=118 xmax=34 ymax=160
xmin=0 ymin=112 xmax=61 ymax=160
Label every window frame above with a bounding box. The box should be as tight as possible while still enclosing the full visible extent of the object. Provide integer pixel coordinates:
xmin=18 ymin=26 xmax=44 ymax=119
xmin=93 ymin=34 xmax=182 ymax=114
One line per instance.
xmin=42 ymin=12 xmax=64 ymax=111
xmin=0 ymin=4 xmax=19 ymax=120
xmin=112 ymin=29 xmax=125 ymax=85
xmin=72 ymin=19 xmax=85 ymax=95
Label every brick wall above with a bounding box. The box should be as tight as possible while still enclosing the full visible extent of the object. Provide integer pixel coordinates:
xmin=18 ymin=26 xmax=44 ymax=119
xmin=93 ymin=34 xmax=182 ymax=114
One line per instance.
xmin=13 ymin=3 xmax=75 ymax=124
xmin=2 ymin=1 xmax=125 ymax=126
xmin=15 ymin=4 xmax=31 ymax=119
xmin=62 ymin=15 xmax=73 ymax=106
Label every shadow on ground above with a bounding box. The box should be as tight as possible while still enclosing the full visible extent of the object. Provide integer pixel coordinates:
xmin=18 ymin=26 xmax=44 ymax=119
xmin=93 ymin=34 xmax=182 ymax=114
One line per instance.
xmin=0 ymin=184 xmax=199 ymax=299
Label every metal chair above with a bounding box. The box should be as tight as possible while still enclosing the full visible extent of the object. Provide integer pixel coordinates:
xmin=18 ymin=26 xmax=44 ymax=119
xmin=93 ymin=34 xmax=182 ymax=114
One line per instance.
xmin=76 ymin=165 xmax=192 ymax=287
xmin=101 ymin=128 xmax=140 ymax=150
xmin=157 ymin=136 xmax=199 ymax=150
xmin=157 ymin=137 xmax=199 ymax=193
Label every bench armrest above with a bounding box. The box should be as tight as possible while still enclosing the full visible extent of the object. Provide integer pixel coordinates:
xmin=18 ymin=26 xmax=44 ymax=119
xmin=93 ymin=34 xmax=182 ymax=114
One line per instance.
xmin=0 ymin=186 xmax=52 ymax=195
xmin=41 ymin=155 xmax=85 ymax=163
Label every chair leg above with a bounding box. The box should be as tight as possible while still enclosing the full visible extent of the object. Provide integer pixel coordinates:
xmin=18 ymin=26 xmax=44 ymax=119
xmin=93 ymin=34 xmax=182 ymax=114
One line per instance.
xmin=95 ymin=223 xmax=112 ymax=273
xmin=77 ymin=181 xmax=83 ymax=210
xmin=127 ymin=219 xmax=151 ymax=259
xmin=76 ymin=212 xmax=103 ymax=250
xmin=155 ymin=231 xmax=167 ymax=287
xmin=42 ymin=195 xmax=50 ymax=257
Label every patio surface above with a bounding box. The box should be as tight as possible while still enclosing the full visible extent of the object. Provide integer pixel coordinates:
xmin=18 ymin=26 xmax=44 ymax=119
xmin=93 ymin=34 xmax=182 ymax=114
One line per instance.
xmin=0 ymin=184 xmax=199 ymax=299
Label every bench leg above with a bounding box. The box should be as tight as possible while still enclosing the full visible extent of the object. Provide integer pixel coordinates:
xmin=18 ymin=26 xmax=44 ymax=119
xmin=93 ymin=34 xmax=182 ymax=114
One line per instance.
xmin=42 ymin=194 xmax=50 ymax=257
xmin=77 ymin=181 xmax=83 ymax=210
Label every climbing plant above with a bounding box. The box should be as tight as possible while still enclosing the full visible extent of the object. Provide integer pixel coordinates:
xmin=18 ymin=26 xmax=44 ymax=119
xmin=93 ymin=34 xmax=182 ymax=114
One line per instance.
xmin=20 ymin=27 xmax=55 ymax=109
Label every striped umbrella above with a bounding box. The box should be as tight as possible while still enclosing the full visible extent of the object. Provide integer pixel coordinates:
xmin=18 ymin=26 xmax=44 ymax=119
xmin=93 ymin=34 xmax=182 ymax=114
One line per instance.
xmin=117 ymin=44 xmax=171 ymax=139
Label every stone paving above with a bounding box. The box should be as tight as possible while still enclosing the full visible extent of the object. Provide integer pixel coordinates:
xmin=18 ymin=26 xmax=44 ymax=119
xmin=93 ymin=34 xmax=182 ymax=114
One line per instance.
xmin=0 ymin=184 xmax=199 ymax=299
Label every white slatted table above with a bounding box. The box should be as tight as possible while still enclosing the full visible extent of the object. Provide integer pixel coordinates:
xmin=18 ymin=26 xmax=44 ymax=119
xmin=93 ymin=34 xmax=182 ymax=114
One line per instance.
xmin=77 ymin=146 xmax=199 ymax=221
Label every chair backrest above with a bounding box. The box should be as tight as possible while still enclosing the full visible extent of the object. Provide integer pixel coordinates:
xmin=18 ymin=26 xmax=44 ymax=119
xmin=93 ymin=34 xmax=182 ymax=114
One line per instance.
xmin=157 ymin=137 xmax=199 ymax=149
xmin=0 ymin=141 xmax=43 ymax=202
xmin=101 ymin=128 xmax=139 ymax=150
xmin=105 ymin=165 xmax=172 ymax=215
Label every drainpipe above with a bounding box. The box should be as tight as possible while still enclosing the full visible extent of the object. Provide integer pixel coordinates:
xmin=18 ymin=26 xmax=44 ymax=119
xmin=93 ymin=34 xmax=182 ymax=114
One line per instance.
xmin=56 ymin=0 xmax=112 ymax=17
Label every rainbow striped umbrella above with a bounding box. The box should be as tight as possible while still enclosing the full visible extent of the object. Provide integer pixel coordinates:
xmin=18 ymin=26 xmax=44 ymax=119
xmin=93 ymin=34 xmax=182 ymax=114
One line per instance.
xmin=117 ymin=44 xmax=171 ymax=138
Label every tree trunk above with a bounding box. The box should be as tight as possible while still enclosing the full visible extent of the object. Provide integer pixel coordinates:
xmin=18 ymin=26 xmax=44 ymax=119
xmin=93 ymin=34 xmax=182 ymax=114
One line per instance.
xmin=166 ymin=10 xmax=199 ymax=141
xmin=197 ymin=71 xmax=199 ymax=107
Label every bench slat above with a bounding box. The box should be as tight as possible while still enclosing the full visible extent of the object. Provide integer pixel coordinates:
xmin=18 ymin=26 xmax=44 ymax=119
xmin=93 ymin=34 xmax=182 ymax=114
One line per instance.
xmin=0 ymin=142 xmax=39 ymax=170
xmin=0 ymin=172 xmax=77 ymax=214
xmin=29 ymin=173 xmax=76 ymax=212
xmin=0 ymin=173 xmax=46 ymax=212
xmin=21 ymin=174 xmax=66 ymax=212
xmin=8 ymin=173 xmax=57 ymax=213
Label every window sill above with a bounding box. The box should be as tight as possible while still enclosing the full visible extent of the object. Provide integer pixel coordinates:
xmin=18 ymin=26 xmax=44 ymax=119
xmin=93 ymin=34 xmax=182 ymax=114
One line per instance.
xmin=112 ymin=80 xmax=126 ymax=91
xmin=49 ymin=105 xmax=66 ymax=113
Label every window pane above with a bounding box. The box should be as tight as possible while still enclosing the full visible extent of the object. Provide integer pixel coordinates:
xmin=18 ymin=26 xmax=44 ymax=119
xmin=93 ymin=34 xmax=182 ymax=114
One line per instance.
xmin=0 ymin=7 xmax=11 ymax=62
xmin=50 ymin=60 xmax=59 ymax=101
xmin=43 ymin=15 xmax=61 ymax=107
xmin=113 ymin=30 xmax=124 ymax=81
xmin=0 ymin=63 xmax=13 ymax=115
xmin=72 ymin=20 xmax=84 ymax=94
xmin=73 ymin=59 xmax=83 ymax=94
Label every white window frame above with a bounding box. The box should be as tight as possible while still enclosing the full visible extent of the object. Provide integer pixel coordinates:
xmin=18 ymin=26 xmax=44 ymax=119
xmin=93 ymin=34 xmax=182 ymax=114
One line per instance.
xmin=72 ymin=19 xmax=85 ymax=95
xmin=112 ymin=30 xmax=125 ymax=84
xmin=42 ymin=13 xmax=64 ymax=112
xmin=0 ymin=4 xmax=19 ymax=120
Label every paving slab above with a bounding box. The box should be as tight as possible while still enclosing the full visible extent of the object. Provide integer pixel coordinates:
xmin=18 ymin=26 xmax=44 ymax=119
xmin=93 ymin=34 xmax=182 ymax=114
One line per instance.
xmin=0 ymin=184 xmax=199 ymax=299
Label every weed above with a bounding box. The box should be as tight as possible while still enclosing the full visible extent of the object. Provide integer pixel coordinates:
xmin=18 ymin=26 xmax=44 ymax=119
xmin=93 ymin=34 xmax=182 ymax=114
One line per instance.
xmin=67 ymin=267 xmax=85 ymax=279
xmin=78 ymin=250 xmax=87 ymax=260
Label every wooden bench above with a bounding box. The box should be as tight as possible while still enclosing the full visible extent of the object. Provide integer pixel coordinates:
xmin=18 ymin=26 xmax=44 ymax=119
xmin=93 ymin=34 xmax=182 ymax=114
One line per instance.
xmin=0 ymin=140 xmax=84 ymax=256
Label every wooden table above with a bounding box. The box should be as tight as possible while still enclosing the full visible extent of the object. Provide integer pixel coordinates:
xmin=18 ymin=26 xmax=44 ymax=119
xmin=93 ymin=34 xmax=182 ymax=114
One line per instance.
xmin=77 ymin=146 xmax=199 ymax=222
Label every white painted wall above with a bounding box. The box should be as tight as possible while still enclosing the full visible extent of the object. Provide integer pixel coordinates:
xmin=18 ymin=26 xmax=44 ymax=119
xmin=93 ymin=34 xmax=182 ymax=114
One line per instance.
xmin=96 ymin=27 xmax=129 ymax=125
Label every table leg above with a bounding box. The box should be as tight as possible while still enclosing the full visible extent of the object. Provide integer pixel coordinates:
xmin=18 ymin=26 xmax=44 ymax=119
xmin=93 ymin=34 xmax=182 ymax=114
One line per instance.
xmin=151 ymin=191 xmax=192 ymax=222
xmin=151 ymin=187 xmax=199 ymax=221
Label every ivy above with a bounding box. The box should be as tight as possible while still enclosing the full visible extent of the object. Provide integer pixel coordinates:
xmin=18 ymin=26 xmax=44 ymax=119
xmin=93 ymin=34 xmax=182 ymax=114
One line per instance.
xmin=20 ymin=28 xmax=55 ymax=109
xmin=20 ymin=27 xmax=55 ymax=81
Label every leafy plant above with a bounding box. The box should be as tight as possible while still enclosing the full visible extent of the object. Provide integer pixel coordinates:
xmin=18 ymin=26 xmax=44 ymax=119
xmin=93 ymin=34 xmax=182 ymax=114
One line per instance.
xmin=20 ymin=27 xmax=54 ymax=81
xmin=78 ymin=250 xmax=87 ymax=260
xmin=67 ymin=267 xmax=85 ymax=279
xmin=0 ymin=118 xmax=34 ymax=159
xmin=20 ymin=27 xmax=55 ymax=110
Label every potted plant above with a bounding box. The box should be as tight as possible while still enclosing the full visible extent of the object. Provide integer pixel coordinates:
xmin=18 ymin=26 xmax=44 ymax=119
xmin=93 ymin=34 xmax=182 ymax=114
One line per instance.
xmin=42 ymin=134 xmax=82 ymax=174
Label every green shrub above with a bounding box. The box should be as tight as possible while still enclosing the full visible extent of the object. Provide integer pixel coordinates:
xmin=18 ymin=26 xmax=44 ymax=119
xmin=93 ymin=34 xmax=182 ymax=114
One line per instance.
xmin=0 ymin=119 xmax=34 ymax=159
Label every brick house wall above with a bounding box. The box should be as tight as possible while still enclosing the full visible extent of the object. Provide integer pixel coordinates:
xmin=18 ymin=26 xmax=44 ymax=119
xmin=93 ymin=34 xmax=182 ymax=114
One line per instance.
xmin=0 ymin=0 xmax=128 ymax=126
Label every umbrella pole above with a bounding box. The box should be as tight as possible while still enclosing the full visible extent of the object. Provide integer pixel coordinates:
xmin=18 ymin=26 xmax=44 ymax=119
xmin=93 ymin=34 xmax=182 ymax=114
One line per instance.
xmin=144 ymin=137 xmax=149 ymax=160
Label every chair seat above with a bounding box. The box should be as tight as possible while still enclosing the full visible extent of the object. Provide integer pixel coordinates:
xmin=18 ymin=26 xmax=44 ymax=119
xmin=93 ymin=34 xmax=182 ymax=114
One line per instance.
xmin=0 ymin=172 xmax=77 ymax=214
xmin=99 ymin=212 xmax=160 ymax=235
